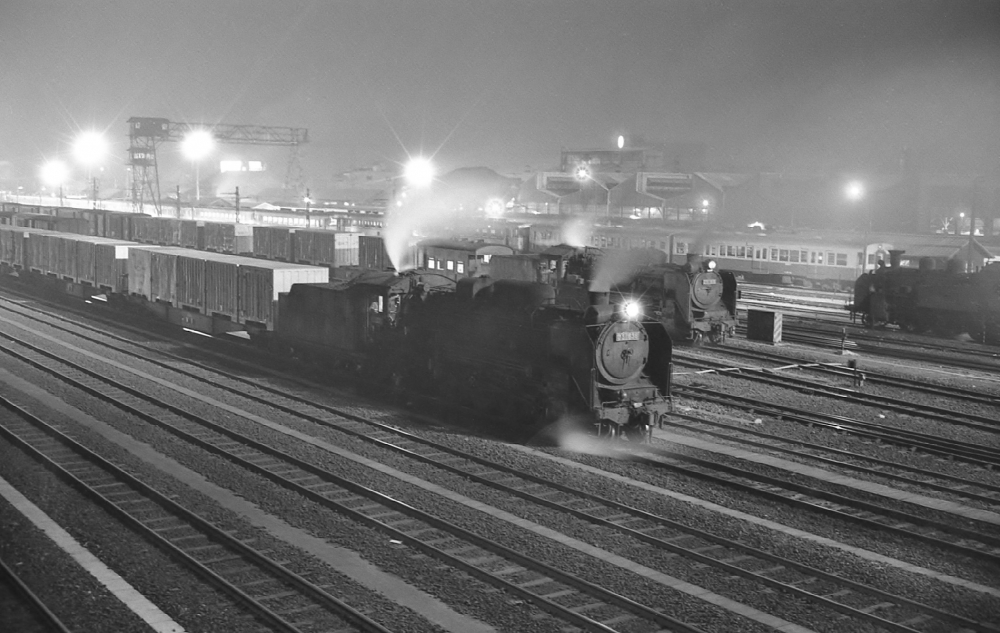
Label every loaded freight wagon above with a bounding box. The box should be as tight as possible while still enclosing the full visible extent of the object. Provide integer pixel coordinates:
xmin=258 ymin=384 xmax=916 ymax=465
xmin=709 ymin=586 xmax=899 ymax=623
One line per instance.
xmin=292 ymin=229 xmax=359 ymax=267
xmin=253 ymin=226 xmax=293 ymax=261
xmin=202 ymin=221 xmax=253 ymax=255
xmin=127 ymin=246 xmax=328 ymax=334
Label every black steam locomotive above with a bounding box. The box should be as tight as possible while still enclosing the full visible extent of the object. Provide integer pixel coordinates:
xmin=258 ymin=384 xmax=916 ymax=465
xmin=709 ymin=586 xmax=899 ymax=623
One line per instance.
xmin=275 ymin=270 xmax=674 ymax=440
xmin=853 ymin=249 xmax=1000 ymax=344
xmin=539 ymin=248 xmax=738 ymax=344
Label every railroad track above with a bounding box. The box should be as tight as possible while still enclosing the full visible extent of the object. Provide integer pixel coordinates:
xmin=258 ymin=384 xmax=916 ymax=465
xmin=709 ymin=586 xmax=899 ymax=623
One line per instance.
xmin=0 ymin=396 xmax=393 ymax=633
xmin=672 ymin=379 xmax=1000 ymax=469
xmin=674 ymin=353 xmax=1000 ymax=438
xmin=0 ymin=296 xmax=997 ymax=631
xmin=0 ymin=316 xmax=705 ymax=633
xmin=686 ymin=344 xmax=1000 ymax=405
xmin=790 ymin=324 xmax=1000 ymax=369
xmin=656 ymin=406 xmax=1000 ymax=509
xmin=630 ymin=441 xmax=1000 ymax=568
xmin=0 ymin=555 xmax=72 ymax=633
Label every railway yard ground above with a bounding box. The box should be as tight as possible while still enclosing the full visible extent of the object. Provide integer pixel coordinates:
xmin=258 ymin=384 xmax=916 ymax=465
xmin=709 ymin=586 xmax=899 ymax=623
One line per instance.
xmin=1 ymin=287 xmax=999 ymax=633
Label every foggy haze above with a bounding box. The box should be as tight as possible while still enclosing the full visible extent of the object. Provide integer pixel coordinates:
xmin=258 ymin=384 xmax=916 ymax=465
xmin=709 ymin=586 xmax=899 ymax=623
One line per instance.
xmin=2 ymin=0 xmax=998 ymax=186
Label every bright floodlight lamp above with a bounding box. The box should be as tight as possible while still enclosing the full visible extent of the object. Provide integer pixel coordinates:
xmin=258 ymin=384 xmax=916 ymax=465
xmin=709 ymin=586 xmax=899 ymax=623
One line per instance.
xmin=182 ymin=129 xmax=214 ymax=161
xmin=183 ymin=130 xmax=214 ymax=202
xmin=845 ymin=180 xmax=865 ymax=202
xmin=75 ymin=132 xmax=107 ymax=165
xmin=485 ymin=198 xmax=505 ymax=217
xmin=622 ymin=301 xmax=641 ymax=321
xmin=574 ymin=165 xmax=592 ymax=181
xmin=404 ymin=157 xmax=434 ymax=188
xmin=617 ymin=135 xmax=625 ymax=150
xmin=40 ymin=160 xmax=69 ymax=187
xmin=73 ymin=131 xmax=108 ymax=167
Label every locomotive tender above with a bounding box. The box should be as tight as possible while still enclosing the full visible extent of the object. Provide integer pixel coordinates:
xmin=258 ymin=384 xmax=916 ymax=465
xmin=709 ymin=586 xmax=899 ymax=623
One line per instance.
xmin=0 ymin=224 xmax=673 ymax=440
xmin=853 ymin=249 xmax=1000 ymax=344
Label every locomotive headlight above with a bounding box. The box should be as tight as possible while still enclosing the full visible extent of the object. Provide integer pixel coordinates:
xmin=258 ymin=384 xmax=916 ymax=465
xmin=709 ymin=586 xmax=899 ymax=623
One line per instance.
xmin=622 ymin=301 xmax=641 ymax=320
xmin=706 ymin=259 xmax=717 ymax=271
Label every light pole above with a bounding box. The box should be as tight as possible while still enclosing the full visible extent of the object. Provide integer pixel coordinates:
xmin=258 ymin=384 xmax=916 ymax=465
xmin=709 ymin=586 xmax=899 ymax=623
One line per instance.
xmin=304 ymin=189 xmax=312 ymax=228
xmin=844 ymin=179 xmax=869 ymax=266
xmin=574 ymin=165 xmax=612 ymax=224
xmin=41 ymin=160 xmax=68 ymax=206
xmin=73 ymin=130 xmax=108 ymax=209
xmin=845 ymin=179 xmax=867 ymax=229
xmin=182 ymin=129 xmax=214 ymax=203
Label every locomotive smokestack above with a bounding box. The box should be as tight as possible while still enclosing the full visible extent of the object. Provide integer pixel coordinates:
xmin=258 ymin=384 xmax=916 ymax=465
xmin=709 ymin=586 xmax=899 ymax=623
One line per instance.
xmin=888 ymin=250 xmax=904 ymax=268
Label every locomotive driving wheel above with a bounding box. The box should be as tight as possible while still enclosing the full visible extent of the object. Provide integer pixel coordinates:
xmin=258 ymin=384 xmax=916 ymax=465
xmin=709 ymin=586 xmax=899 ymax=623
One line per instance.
xmin=595 ymin=419 xmax=617 ymax=439
xmin=622 ymin=422 xmax=651 ymax=443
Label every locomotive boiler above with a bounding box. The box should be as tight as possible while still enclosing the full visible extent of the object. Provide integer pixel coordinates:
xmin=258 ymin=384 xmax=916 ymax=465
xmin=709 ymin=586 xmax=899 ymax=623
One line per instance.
xmin=275 ymin=271 xmax=673 ymax=440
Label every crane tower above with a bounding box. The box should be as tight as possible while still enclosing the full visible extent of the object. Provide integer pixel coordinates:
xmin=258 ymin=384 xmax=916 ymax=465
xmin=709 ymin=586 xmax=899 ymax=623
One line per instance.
xmin=127 ymin=117 xmax=308 ymax=214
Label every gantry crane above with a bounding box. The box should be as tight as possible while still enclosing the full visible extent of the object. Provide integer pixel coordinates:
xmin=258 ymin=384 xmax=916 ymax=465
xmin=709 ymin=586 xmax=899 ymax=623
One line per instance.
xmin=127 ymin=117 xmax=308 ymax=214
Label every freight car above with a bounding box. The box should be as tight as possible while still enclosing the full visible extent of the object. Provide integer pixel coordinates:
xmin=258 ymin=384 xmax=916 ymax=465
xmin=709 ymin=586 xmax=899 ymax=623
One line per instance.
xmin=275 ymin=271 xmax=673 ymax=440
xmin=852 ymin=250 xmax=1000 ymax=344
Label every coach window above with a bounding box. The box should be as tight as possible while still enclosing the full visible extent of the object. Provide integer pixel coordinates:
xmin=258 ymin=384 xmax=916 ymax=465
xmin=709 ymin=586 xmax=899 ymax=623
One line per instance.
xmin=457 ymin=261 xmax=465 ymax=274
xmin=779 ymin=249 xmax=789 ymax=261
xmin=770 ymin=248 xmax=778 ymax=261
xmin=836 ymin=253 xmax=848 ymax=266
xmin=789 ymin=250 xmax=799 ymax=263
xmin=446 ymin=260 xmax=455 ymax=271
xmin=826 ymin=252 xmax=835 ymax=266
xmin=800 ymin=250 xmax=808 ymax=262
xmin=427 ymin=257 xmax=436 ymax=269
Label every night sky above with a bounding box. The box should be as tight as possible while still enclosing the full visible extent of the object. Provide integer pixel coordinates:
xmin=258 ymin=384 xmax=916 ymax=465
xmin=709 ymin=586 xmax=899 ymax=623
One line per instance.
xmin=2 ymin=0 xmax=999 ymax=186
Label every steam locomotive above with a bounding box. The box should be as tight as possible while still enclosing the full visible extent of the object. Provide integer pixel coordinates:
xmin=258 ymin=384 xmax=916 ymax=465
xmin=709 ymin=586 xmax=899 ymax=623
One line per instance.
xmin=276 ymin=271 xmax=674 ymax=440
xmin=852 ymin=249 xmax=1000 ymax=344
xmin=533 ymin=248 xmax=738 ymax=344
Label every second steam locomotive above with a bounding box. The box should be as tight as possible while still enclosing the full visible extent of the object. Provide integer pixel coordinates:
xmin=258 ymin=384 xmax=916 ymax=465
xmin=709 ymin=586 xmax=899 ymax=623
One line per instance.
xmin=853 ymin=249 xmax=1000 ymax=344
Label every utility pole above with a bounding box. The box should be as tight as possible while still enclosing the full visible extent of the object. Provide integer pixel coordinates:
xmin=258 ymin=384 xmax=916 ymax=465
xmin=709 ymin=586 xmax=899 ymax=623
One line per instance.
xmin=176 ymin=185 xmax=182 ymax=219
xmin=92 ymin=177 xmax=99 ymax=210
xmin=305 ymin=188 xmax=311 ymax=228
xmin=969 ymin=176 xmax=980 ymax=271
xmin=234 ymin=186 xmax=241 ymax=224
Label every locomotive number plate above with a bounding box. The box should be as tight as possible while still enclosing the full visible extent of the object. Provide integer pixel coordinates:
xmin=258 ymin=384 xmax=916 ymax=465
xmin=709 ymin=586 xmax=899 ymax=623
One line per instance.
xmin=701 ymin=279 xmax=717 ymax=285
xmin=615 ymin=331 xmax=640 ymax=342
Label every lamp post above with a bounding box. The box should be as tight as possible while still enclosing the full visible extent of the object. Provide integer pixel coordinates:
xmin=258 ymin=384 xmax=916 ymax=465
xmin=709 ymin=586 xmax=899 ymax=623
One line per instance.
xmin=844 ymin=179 xmax=869 ymax=267
xmin=845 ymin=179 xmax=867 ymax=229
xmin=73 ymin=131 xmax=108 ymax=209
xmin=304 ymin=189 xmax=311 ymax=228
xmin=182 ymin=129 xmax=214 ymax=203
xmin=41 ymin=160 xmax=68 ymax=206
xmin=574 ymin=165 xmax=612 ymax=224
